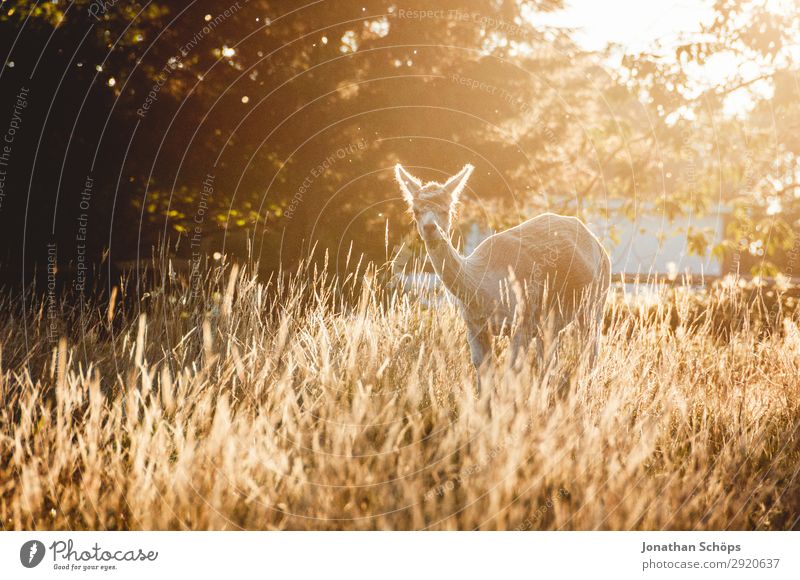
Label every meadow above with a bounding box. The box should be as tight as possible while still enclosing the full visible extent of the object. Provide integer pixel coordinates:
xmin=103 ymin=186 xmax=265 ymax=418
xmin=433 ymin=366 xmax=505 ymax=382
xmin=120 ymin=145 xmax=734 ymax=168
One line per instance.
xmin=1 ymin=256 xmax=799 ymax=530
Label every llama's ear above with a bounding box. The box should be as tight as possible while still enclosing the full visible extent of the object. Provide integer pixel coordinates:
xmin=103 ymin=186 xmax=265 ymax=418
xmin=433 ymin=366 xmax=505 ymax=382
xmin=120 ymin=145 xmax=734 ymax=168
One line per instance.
xmin=443 ymin=164 xmax=474 ymax=203
xmin=395 ymin=164 xmax=421 ymax=204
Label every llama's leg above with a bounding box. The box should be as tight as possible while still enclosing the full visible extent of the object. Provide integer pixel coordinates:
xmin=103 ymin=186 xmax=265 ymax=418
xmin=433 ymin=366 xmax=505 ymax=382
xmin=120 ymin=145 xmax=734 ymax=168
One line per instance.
xmin=467 ymin=321 xmax=491 ymax=395
xmin=544 ymin=331 xmax=563 ymax=375
xmin=588 ymin=305 xmax=603 ymax=367
xmin=540 ymin=324 xmax=572 ymax=397
xmin=538 ymin=309 xmax=564 ymax=369
xmin=509 ymin=332 xmax=528 ymax=370
xmin=538 ymin=313 xmax=569 ymax=395
xmin=587 ymin=302 xmax=607 ymax=376
xmin=530 ymin=329 xmax=565 ymax=391
xmin=531 ymin=331 xmax=545 ymax=372
xmin=578 ymin=299 xmax=604 ymax=371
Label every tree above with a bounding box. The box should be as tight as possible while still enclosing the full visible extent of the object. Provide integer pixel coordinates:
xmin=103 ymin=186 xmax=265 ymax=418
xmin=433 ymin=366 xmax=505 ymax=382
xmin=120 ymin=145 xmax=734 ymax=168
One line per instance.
xmin=616 ymin=0 xmax=800 ymax=276
xmin=2 ymin=0 xmax=797 ymax=287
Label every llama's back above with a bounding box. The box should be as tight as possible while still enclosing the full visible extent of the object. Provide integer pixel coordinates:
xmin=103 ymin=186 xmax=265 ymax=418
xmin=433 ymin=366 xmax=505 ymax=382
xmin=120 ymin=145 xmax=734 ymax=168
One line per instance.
xmin=466 ymin=213 xmax=610 ymax=307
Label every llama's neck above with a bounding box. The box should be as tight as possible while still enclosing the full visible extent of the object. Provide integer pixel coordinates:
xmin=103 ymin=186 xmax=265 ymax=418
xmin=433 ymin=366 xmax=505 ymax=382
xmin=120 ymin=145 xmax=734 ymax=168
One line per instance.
xmin=425 ymin=235 xmax=471 ymax=301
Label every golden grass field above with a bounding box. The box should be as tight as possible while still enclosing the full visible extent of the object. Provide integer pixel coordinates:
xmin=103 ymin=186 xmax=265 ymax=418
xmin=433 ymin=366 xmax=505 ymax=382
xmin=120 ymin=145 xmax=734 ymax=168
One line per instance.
xmin=1 ymin=256 xmax=799 ymax=530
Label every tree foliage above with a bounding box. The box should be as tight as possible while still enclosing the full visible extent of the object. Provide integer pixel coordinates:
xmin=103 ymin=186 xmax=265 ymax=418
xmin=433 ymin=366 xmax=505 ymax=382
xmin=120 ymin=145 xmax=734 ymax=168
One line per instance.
xmin=0 ymin=0 xmax=797 ymax=282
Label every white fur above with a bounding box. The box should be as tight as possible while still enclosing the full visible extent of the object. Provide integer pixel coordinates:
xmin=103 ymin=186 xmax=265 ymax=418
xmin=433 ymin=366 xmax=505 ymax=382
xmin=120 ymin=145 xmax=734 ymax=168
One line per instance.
xmin=397 ymin=163 xmax=612 ymax=392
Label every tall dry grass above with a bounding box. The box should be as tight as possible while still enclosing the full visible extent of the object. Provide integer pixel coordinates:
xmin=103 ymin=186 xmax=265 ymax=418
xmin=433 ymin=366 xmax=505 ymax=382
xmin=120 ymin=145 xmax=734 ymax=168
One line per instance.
xmin=1 ymin=255 xmax=799 ymax=530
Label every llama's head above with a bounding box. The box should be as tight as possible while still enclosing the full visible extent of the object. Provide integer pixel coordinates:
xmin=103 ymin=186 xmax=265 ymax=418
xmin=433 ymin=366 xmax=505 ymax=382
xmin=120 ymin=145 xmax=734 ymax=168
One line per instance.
xmin=395 ymin=163 xmax=474 ymax=242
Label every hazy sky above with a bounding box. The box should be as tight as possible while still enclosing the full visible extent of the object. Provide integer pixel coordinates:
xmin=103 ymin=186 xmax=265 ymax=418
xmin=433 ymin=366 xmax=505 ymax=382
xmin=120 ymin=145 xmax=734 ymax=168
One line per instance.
xmin=539 ymin=0 xmax=714 ymax=53
xmin=538 ymin=0 xmax=784 ymax=115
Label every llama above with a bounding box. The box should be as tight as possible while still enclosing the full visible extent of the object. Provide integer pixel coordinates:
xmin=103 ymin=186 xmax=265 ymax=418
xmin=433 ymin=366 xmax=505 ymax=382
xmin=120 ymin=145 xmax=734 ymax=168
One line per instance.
xmin=395 ymin=163 xmax=611 ymax=391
